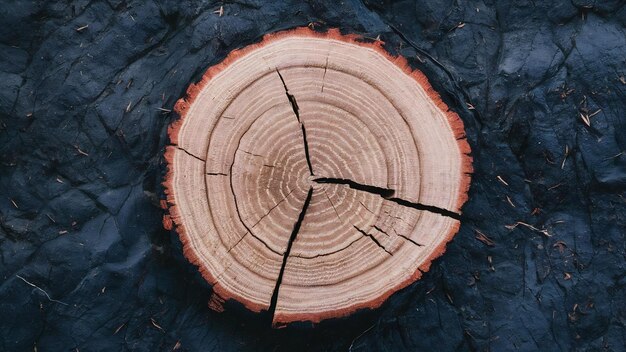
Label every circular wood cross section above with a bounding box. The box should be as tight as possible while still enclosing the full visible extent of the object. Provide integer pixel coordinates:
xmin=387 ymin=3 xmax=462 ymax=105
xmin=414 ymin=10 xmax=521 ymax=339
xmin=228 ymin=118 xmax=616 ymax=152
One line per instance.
xmin=163 ymin=28 xmax=472 ymax=326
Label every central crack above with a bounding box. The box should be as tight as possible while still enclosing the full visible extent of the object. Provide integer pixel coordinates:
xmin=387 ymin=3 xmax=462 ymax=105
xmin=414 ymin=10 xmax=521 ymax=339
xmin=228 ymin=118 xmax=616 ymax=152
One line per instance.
xmin=313 ymin=177 xmax=461 ymax=220
xmin=259 ymin=69 xmax=461 ymax=324
xmin=313 ymin=177 xmax=394 ymax=198
xmin=276 ymin=69 xmax=314 ymax=176
xmin=268 ymin=187 xmax=314 ymax=324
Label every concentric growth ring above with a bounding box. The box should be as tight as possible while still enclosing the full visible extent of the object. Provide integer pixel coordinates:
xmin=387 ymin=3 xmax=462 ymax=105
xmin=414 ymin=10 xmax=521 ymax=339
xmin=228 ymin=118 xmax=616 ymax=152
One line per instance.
xmin=163 ymin=27 xmax=472 ymax=326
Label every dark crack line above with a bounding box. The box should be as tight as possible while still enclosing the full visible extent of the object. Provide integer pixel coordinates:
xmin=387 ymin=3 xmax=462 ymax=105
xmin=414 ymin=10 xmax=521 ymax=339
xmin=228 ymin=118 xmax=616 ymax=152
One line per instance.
xmin=323 ymin=189 xmax=341 ymax=221
xmin=354 ymin=225 xmax=392 ymax=256
xmin=176 ymin=146 xmax=205 ymax=162
xmin=386 ymin=197 xmax=460 ymax=220
xmin=276 ymin=69 xmax=300 ymax=122
xmin=372 ymin=225 xmax=390 ymax=237
xmin=321 ymin=55 xmax=329 ymax=93
xmin=391 ymin=227 xmax=424 ymax=247
xmin=387 ymin=23 xmax=484 ymax=126
xmin=227 ymin=232 xmax=248 ymax=253
xmin=314 ymin=177 xmax=394 ymax=198
xmin=313 ymin=177 xmax=460 ymax=220
xmin=359 ymin=201 xmax=376 ymax=215
xmin=276 ymin=68 xmax=314 ymax=176
xmin=383 ymin=210 xmax=411 ymax=225
xmin=300 ymin=124 xmax=314 ymax=176
xmin=228 ymin=189 xmax=296 ymax=252
xmin=240 ymin=149 xmax=264 ymax=158
xmin=251 ymin=189 xmax=295 ymax=229
xmin=229 ymin=155 xmax=281 ymax=256
xmin=268 ymin=187 xmax=314 ymax=324
xmin=293 ymin=237 xmax=362 ymax=259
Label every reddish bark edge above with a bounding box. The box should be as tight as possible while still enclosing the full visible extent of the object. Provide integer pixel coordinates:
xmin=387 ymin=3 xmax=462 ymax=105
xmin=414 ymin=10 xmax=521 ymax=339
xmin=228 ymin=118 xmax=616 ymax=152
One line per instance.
xmin=163 ymin=147 xmax=267 ymax=314
xmin=163 ymin=27 xmax=473 ymax=325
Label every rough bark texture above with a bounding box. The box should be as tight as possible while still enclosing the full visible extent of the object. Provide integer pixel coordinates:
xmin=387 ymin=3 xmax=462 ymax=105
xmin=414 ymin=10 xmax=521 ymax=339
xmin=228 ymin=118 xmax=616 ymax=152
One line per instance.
xmin=1 ymin=0 xmax=625 ymax=351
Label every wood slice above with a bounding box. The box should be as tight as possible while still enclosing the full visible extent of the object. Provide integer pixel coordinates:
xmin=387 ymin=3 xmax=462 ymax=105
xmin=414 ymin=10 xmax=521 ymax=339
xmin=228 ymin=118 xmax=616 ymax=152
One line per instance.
xmin=163 ymin=27 xmax=472 ymax=326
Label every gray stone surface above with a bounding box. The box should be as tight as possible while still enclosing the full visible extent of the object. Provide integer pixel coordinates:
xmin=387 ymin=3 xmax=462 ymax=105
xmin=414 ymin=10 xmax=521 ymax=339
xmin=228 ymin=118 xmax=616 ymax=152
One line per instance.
xmin=1 ymin=0 xmax=625 ymax=351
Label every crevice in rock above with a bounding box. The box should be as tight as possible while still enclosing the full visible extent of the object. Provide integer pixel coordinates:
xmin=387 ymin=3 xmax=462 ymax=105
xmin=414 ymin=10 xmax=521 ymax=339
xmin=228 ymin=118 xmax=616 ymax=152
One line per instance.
xmin=386 ymin=23 xmax=485 ymax=126
xmin=276 ymin=68 xmax=314 ymax=175
xmin=313 ymin=177 xmax=461 ymax=220
xmin=354 ymin=225 xmax=392 ymax=256
xmin=268 ymin=187 xmax=314 ymax=324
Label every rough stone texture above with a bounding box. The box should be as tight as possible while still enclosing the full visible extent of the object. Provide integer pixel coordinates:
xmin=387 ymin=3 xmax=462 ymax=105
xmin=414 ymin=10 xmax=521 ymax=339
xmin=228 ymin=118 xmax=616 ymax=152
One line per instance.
xmin=0 ymin=0 xmax=624 ymax=351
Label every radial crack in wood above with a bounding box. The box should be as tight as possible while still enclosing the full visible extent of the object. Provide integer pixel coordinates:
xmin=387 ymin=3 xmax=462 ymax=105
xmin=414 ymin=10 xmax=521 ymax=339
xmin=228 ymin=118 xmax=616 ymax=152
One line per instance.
xmin=268 ymin=187 xmax=314 ymax=325
xmin=163 ymin=27 xmax=473 ymax=325
xmin=277 ymin=68 xmax=314 ymax=176
xmin=314 ymin=177 xmax=460 ymax=219
xmin=386 ymin=196 xmax=461 ymax=220
xmin=353 ymin=225 xmax=393 ymax=256
xmin=300 ymin=124 xmax=314 ymax=176
xmin=313 ymin=177 xmax=394 ymax=198
xmin=276 ymin=69 xmax=301 ymax=122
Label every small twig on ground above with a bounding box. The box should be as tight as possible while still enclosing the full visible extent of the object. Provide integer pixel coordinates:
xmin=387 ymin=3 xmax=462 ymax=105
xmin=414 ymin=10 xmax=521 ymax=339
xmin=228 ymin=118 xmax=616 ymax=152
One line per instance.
xmin=113 ymin=322 xmax=126 ymax=335
xmin=505 ymin=221 xmax=551 ymax=237
xmin=75 ymin=145 xmax=89 ymax=156
xmin=561 ymin=145 xmax=569 ymax=169
xmin=578 ymin=95 xmax=601 ymax=127
xmin=548 ymin=182 xmax=564 ymax=190
xmin=16 ymin=274 xmax=68 ymax=305
xmin=151 ymin=318 xmax=165 ymax=332
xmin=506 ymin=195 xmax=515 ymax=207
xmin=448 ymin=22 xmax=465 ymax=32
xmin=349 ymin=324 xmax=376 ymax=351
xmin=475 ymin=229 xmax=495 ymax=247
xmin=603 ymin=151 xmax=623 ymax=160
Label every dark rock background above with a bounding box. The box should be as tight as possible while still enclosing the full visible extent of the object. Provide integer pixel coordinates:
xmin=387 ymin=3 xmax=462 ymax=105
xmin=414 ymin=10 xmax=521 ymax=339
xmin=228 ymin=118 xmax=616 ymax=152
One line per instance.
xmin=1 ymin=0 xmax=625 ymax=351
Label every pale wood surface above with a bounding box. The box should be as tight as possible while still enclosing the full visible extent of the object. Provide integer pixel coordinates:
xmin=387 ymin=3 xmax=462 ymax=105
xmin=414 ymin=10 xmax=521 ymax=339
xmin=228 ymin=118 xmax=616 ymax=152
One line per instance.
xmin=164 ymin=28 xmax=472 ymax=325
